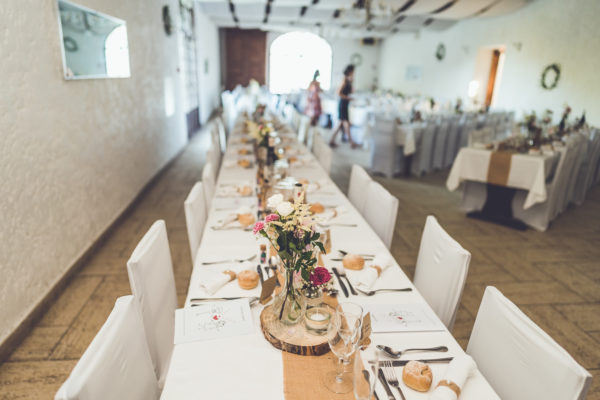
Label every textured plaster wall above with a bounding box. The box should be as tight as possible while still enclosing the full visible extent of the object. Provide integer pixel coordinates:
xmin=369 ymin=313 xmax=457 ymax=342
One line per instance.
xmin=378 ymin=0 xmax=600 ymax=125
xmin=0 ymin=0 xmax=188 ymax=345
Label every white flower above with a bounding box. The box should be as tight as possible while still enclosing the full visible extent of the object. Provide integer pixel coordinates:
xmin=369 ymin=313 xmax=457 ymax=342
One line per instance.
xmin=276 ymin=201 xmax=294 ymax=217
xmin=267 ymin=194 xmax=284 ymax=209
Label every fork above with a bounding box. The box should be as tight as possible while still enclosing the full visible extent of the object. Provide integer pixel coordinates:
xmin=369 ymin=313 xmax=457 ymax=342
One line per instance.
xmin=382 ymin=362 xmax=406 ymax=400
xmin=201 ymin=254 xmax=257 ymax=265
xmin=335 ymin=268 xmax=358 ymax=296
xmin=356 ymin=288 xmax=413 ymax=296
xmin=317 ymin=223 xmax=358 ymax=228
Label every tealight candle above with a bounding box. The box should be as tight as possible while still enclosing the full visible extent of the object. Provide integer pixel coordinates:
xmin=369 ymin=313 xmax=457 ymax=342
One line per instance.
xmin=305 ymin=306 xmax=331 ymax=335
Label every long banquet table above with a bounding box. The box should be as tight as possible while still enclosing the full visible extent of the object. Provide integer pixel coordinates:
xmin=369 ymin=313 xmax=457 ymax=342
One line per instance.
xmin=160 ymin=117 xmax=499 ymax=399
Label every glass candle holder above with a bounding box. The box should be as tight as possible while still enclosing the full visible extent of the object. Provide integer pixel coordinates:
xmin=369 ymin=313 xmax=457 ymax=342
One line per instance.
xmin=304 ymin=304 xmax=332 ymax=335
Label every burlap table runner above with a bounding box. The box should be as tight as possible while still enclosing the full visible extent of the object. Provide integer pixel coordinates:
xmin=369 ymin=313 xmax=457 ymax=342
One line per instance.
xmin=282 ymin=295 xmax=360 ymax=400
xmin=486 ymin=151 xmax=514 ymax=186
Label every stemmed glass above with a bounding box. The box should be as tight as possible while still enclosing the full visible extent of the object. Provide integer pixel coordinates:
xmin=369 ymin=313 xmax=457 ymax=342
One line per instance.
xmin=323 ymin=302 xmax=363 ymax=394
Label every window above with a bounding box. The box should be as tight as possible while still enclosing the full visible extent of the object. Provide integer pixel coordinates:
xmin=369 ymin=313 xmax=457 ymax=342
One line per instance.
xmin=269 ymin=32 xmax=332 ymax=94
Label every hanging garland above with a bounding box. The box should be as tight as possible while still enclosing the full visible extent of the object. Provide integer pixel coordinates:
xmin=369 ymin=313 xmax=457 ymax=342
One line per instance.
xmin=541 ymin=63 xmax=561 ymax=90
xmin=435 ymin=43 xmax=446 ymax=61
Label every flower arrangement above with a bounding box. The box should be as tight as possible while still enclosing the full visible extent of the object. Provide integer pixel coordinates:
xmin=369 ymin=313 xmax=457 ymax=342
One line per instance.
xmin=247 ymin=121 xmax=272 ymax=147
xmin=253 ymin=193 xmax=329 ymax=323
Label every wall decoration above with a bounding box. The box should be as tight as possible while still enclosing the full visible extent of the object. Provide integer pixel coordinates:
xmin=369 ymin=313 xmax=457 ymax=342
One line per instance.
xmin=541 ymin=63 xmax=561 ymax=90
xmin=350 ymin=52 xmax=363 ymax=66
xmin=435 ymin=43 xmax=446 ymax=61
xmin=162 ymin=5 xmax=173 ymax=36
xmin=63 ymin=36 xmax=78 ymax=52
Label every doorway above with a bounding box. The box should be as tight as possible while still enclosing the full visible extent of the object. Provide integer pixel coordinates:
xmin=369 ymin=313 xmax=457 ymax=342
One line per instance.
xmin=471 ymin=46 xmax=505 ymax=110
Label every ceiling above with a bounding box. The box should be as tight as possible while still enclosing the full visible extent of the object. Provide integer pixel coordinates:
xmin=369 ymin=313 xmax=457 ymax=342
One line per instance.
xmin=197 ymin=0 xmax=535 ymax=38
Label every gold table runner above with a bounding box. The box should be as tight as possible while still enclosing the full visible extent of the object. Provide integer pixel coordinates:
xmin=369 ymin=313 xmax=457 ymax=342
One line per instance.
xmin=486 ymin=151 xmax=514 ymax=186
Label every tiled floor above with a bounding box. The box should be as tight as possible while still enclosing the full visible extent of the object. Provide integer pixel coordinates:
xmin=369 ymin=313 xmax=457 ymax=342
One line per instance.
xmin=1 ymin=125 xmax=599 ymax=399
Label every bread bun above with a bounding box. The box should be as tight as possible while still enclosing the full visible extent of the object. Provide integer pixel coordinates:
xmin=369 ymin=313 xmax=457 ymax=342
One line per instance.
xmin=309 ymin=202 xmax=325 ymax=214
xmin=298 ymin=178 xmax=309 ymax=185
xmin=237 ymin=213 xmax=256 ymax=227
xmin=237 ymin=185 xmax=253 ymax=197
xmin=402 ymin=361 xmax=432 ymax=392
xmin=288 ymin=156 xmax=298 ymax=164
xmin=342 ymin=254 xmax=365 ymax=271
xmin=238 ymin=148 xmax=250 ymax=155
xmin=237 ymin=270 xmax=259 ymax=290
xmin=238 ymin=159 xmax=251 ymax=168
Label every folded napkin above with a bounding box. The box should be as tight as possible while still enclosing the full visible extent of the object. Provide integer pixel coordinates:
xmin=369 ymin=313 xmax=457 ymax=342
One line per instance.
xmin=318 ymin=206 xmax=348 ymax=222
xmin=349 ymin=255 xmax=392 ymax=289
xmin=199 ymin=270 xmax=236 ymax=295
xmin=429 ymin=355 xmax=477 ymax=400
xmin=216 ymin=183 xmax=253 ymax=197
xmin=305 ymin=179 xmax=329 ymax=194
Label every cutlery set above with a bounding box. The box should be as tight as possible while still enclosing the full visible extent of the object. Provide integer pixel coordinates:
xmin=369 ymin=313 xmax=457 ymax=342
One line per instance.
xmin=201 ymin=254 xmax=257 ymax=265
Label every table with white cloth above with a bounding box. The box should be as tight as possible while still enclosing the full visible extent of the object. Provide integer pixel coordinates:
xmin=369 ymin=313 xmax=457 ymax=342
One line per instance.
xmin=160 ymin=118 xmax=500 ymax=399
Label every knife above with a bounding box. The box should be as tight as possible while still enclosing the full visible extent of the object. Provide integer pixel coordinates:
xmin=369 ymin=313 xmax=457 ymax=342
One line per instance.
xmin=377 ymin=368 xmax=396 ymax=400
xmin=369 ymin=357 xmax=454 ymax=366
xmin=332 ymin=267 xmax=349 ymax=298
xmin=256 ymin=264 xmax=264 ymax=284
xmin=329 ymin=258 xmax=374 ymax=262
xmin=362 ymin=370 xmax=380 ymax=400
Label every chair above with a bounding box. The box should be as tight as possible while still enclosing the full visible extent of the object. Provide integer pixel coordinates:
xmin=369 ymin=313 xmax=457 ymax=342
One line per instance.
xmin=298 ymin=115 xmax=309 ymax=145
xmin=467 ymin=287 xmax=592 ymax=400
xmin=432 ymin=121 xmax=449 ymax=170
xmin=348 ymin=164 xmax=372 ymax=216
xmin=313 ymin=135 xmax=332 ymax=175
xmin=363 ymin=181 xmax=398 ymax=249
xmin=55 ymin=296 xmax=160 ymax=400
xmin=468 ymin=127 xmax=494 ymax=147
xmin=369 ymin=116 xmax=397 ymax=177
xmin=215 ymin=117 xmax=228 ymax=152
xmin=206 ymin=145 xmax=220 ymax=176
xmin=512 ymin=140 xmax=580 ymax=231
xmin=306 ymin=126 xmax=316 ymax=152
xmin=413 ymin=216 xmax=470 ymax=330
xmin=127 ymin=220 xmax=177 ymax=388
xmin=561 ymin=133 xmax=587 ymax=210
xmin=184 ymin=182 xmax=206 ymax=264
xmin=443 ymin=119 xmax=461 ymax=168
xmin=201 ymin=162 xmax=215 ymax=212
xmin=457 ymin=118 xmax=476 ymax=150
xmin=411 ymin=122 xmax=436 ymax=176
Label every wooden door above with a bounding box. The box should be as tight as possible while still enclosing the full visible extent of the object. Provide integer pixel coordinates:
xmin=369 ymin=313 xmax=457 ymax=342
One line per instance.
xmin=484 ymin=49 xmax=501 ymax=109
xmin=224 ymin=28 xmax=266 ymax=90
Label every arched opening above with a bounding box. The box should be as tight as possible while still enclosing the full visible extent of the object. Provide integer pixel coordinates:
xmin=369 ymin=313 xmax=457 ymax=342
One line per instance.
xmin=269 ymin=32 xmax=332 ymax=94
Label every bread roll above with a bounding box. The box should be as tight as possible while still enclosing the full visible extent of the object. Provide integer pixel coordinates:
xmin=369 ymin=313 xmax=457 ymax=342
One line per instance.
xmin=237 ymin=270 xmax=259 ymax=290
xmin=402 ymin=361 xmax=433 ymax=392
xmin=309 ymin=202 xmax=325 ymax=214
xmin=342 ymin=254 xmax=365 ymax=271
xmin=237 ymin=213 xmax=255 ymax=227
xmin=237 ymin=185 xmax=253 ymax=197
xmin=238 ymin=159 xmax=251 ymax=168
xmin=238 ymin=148 xmax=250 ymax=155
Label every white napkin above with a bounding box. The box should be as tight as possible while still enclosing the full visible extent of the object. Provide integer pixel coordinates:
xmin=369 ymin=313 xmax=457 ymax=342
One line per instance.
xmin=214 ymin=213 xmax=238 ymax=228
xmin=216 ymin=183 xmax=253 ymax=197
xmin=349 ymin=255 xmax=391 ymax=289
xmin=318 ymin=206 xmax=348 ymax=222
xmin=429 ymin=355 xmax=477 ymax=400
xmin=199 ymin=271 xmax=235 ymax=295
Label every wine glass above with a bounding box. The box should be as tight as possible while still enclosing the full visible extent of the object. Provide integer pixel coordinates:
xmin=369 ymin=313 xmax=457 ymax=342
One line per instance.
xmin=323 ymin=303 xmax=363 ymax=394
xmin=353 ymin=347 xmax=379 ymax=400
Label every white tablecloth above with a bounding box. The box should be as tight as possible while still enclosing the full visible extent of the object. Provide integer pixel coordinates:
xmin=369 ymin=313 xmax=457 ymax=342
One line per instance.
xmin=160 ymin=118 xmax=499 ymax=400
xmin=446 ymin=147 xmax=558 ymax=209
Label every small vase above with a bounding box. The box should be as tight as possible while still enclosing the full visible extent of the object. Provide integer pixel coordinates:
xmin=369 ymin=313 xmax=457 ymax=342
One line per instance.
xmin=272 ymin=265 xmax=304 ymax=326
xmin=302 ymin=286 xmax=330 ymax=335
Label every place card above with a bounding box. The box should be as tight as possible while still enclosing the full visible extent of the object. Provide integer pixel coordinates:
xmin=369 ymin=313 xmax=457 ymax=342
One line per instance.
xmin=260 ymin=275 xmax=277 ymax=304
xmin=363 ymin=304 xmax=446 ymax=333
xmin=174 ymin=299 xmax=253 ymax=344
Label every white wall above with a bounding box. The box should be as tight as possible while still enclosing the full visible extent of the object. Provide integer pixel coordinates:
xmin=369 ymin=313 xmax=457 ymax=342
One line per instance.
xmin=194 ymin=6 xmax=222 ymax=123
xmin=0 ymin=0 xmax=189 ymax=346
xmin=378 ymin=0 xmax=600 ymax=125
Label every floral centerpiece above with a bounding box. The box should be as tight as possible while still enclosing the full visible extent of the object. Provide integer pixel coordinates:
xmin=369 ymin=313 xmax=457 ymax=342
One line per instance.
xmin=253 ymin=193 xmax=329 ymax=325
xmin=247 ymin=121 xmax=271 ymax=148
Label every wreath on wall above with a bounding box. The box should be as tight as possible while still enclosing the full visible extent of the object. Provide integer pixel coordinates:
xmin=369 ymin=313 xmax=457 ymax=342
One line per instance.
xmin=435 ymin=43 xmax=446 ymax=61
xmin=541 ymin=63 xmax=561 ymax=90
xmin=350 ymin=53 xmax=363 ymax=66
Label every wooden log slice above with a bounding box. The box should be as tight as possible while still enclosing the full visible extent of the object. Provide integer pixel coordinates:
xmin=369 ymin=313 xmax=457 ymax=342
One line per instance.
xmin=260 ymin=305 xmax=334 ymax=356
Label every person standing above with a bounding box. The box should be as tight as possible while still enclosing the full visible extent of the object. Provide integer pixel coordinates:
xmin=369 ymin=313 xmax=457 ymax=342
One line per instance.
xmin=329 ymin=65 xmax=357 ymax=148
xmin=305 ymin=70 xmax=322 ymax=126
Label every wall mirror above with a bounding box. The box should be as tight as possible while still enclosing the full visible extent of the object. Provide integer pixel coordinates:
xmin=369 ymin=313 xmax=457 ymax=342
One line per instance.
xmin=57 ymin=0 xmax=130 ymax=79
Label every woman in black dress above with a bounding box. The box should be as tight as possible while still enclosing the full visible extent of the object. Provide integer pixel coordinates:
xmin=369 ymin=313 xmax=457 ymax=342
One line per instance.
xmin=329 ymin=65 xmax=357 ymax=148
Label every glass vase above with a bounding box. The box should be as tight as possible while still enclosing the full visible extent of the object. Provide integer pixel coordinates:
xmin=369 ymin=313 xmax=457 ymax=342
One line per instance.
xmin=272 ymin=264 xmax=304 ymax=326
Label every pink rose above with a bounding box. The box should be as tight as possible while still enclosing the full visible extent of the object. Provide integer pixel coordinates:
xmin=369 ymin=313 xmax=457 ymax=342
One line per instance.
xmin=265 ymin=213 xmax=279 ymax=222
xmin=253 ymin=221 xmax=265 ymax=234
xmin=310 ymin=266 xmax=331 ymax=286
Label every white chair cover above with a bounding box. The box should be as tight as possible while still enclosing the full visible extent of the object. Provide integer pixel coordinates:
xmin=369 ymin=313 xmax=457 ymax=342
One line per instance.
xmin=432 ymin=121 xmax=449 ymax=170
xmin=363 ymin=181 xmax=398 ymax=249
xmin=127 ymin=220 xmax=177 ymax=388
xmin=348 ymin=164 xmax=372 ymax=216
xmin=467 ymin=287 xmax=592 ymax=400
xmin=369 ymin=116 xmax=397 ymax=177
xmin=55 ymin=296 xmax=160 ymax=400
xmin=206 ymin=145 xmax=220 ymax=176
xmin=563 ymin=133 xmax=587 ymax=210
xmin=468 ymin=127 xmax=494 ymax=147
xmin=184 ymin=182 xmax=206 ymax=264
xmin=573 ymin=130 xmax=599 ymax=205
xmin=411 ymin=122 xmax=436 ymax=176
xmin=413 ymin=216 xmax=470 ymax=330
xmin=443 ymin=119 xmax=461 ymax=168
xmin=512 ymin=140 xmax=579 ymax=231
xmin=215 ymin=117 xmax=227 ymax=152
xmin=458 ymin=119 xmax=476 ymax=150
xmin=297 ymin=115 xmax=309 ymax=145
xmin=313 ymin=134 xmax=332 ymax=175
xmin=202 ymin=161 xmax=215 ymax=213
